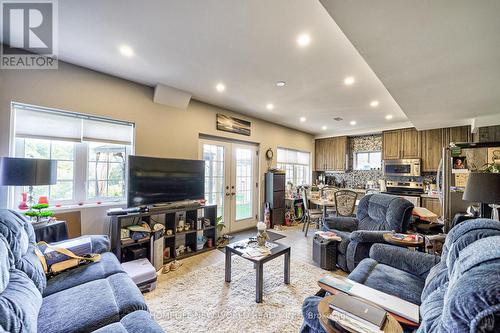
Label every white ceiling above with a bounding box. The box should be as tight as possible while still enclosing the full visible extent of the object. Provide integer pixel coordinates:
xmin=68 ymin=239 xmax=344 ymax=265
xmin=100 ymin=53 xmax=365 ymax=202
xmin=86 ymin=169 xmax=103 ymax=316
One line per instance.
xmin=46 ymin=0 xmax=413 ymax=136
xmin=320 ymin=0 xmax=500 ymax=131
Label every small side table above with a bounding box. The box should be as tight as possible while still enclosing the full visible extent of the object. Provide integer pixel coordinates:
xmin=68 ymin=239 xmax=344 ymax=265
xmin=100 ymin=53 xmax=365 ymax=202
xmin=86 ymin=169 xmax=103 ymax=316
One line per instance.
xmin=318 ymin=295 xmax=403 ymax=333
xmin=383 ymin=233 xmax=424 ymax=252
xmin=33 ymin=220 xmax=68 ymax=243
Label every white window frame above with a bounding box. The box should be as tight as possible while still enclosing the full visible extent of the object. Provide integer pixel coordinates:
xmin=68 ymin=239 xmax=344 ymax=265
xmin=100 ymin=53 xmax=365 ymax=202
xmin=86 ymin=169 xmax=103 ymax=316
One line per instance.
xmin=353 ymin=150 xmax=382 ymax=171
xmin=276 ymin=147 xmax=311 ymax=186
xmin=9 ymin=102 xmax=135 ymax=208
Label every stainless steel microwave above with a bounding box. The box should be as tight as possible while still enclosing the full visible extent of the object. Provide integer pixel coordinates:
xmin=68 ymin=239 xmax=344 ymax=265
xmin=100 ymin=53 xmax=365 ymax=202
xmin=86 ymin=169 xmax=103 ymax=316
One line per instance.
xmin=383 ymin=159 xmax=421 ymax=177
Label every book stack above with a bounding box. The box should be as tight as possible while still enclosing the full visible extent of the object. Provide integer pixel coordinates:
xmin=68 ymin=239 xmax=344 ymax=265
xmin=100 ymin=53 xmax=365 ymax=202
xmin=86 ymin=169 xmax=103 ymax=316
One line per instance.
xmin=328 ymin=293 xmax=386 ymax=333
xmin=315 ymin=231 xmax=341 ymax=241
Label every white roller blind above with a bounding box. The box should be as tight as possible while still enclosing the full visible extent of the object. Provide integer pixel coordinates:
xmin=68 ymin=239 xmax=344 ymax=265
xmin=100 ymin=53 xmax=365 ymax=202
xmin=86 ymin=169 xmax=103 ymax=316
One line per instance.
xmin=277 ymin=148 xmax=310 ymax=165
xmin=13 ymin=104 xmax=134 ymax=145
xmin=82 ymin=119 xmax=134 ymax=145
xmin=15 ymin=107 xmax=82 ymax=142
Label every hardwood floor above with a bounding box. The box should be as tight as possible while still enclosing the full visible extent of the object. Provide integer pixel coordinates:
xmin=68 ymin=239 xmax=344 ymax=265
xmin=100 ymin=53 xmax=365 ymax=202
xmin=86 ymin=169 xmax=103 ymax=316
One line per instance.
xmin=166 ymin=223 xmax=347 ymax=277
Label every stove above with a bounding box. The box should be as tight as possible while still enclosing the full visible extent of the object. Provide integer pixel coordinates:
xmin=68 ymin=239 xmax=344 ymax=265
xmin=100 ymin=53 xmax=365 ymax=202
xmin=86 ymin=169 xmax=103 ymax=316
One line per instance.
xmin=382 ymin=181 xmax=424 ymax=206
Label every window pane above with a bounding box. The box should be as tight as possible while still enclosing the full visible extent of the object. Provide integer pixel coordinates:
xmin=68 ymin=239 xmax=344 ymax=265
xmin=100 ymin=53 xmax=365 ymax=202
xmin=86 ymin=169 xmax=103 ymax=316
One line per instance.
xmin=107 ymin=180 xmax=124 ymax=198
xmin=50 ymin=181 xmax=73 ymax=201
xmin=57 ymin=161 xmax=74 ymax=180
xmin=25 ymin=139 xmax=50 ymax=159
xmin=108 ymin=163 xmax=124 ymax=181
xmin=370 ymin=152 xmax=382 ymax=169
xmin=51 ymin=141 xmax=74 ymax=160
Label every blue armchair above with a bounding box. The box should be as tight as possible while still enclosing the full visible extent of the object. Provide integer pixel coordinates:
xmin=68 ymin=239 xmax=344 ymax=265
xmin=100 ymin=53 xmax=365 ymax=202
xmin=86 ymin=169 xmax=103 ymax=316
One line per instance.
xmin=324 ymin=193 xmax=414 ymax=272
xmin=301 ymin=218 xmax=500 ymax=333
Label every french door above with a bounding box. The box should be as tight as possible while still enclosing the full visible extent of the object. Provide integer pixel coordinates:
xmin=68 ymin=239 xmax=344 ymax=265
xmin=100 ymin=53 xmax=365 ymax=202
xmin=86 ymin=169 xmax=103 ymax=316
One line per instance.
xmin=199 ymin=139 xmax=259 ymax=233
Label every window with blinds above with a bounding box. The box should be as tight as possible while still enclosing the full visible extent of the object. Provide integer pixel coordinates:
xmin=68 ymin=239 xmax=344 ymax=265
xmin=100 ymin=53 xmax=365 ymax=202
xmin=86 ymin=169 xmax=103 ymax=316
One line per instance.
xmin=276 ymin=148 xmax=311 ymax=186
xmin=11 ymin=103 xmax=135 ymax=206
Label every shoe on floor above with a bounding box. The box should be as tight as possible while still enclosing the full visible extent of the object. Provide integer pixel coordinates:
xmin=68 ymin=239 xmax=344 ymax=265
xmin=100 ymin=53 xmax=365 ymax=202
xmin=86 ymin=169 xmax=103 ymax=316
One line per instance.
xmin=162 ymin=264 xmax=171 ymax=274
xmin=170 ymin=260 xmax=183 ymax=271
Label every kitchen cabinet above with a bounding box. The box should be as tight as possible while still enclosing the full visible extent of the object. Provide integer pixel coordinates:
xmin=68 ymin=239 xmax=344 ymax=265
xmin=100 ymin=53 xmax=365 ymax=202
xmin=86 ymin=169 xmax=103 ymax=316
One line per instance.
xmin=476 ymin=125 xmax=500 ymax=143
xmin=314 ymin=136 xmax=347 ymax=171
xmin=421 ymin=197 xmax=442 ymax=216
xmin=382 ymin=130 xmax=401 ymax=160
xmin=421 ymin=129 xmax=444 ymax=172
xmin=382 ymin=128 xmax=420 ymax=160
xmin=447 ymin=125 xmax=471 ymax=144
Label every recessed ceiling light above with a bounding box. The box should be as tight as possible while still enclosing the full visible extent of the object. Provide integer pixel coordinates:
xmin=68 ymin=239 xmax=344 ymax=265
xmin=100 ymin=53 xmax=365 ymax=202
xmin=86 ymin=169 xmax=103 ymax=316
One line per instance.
xmin=300 ymin=116 xmax=306 ymax=122
xmin=266 ymin=103 xmax=274 ymax=110
xmin=370 ymin=100 xmax=379 ymax=107
xmin=385 ymin=114 xmax=393 ymax=120
xmin=344 ymin=76 xmax=355 ymax=85
xmin=297 ymin=33 xmax=311 ymax=47
xmin=321 ymin=126 xmax=327 ymax=131
xmin=119 ymin=45 xmax=134 ymax=57
xmin=216 ymin=83 xmax=225 ymax=92
xmin=350 ymin=120 xmax=357 ymax=126
xmin=276 ymin=81 xmax=286 ymax=87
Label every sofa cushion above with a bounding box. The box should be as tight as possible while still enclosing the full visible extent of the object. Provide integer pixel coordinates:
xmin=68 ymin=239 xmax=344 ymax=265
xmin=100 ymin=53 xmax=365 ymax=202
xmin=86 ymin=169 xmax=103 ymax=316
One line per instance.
xmin=91 ymin=310 xmax=164 ymax=333
xmin=333 ymin=230 xmax=351 ymax=254
xmin=43 ymin=252 xmax=124 ymax=297
xmin=357 ymin=194 xmax=413 ymax=232
xmin=0 ymin=209 xmax=46 ymax=292
xmin=1 ymin=236 xmax=42 ymax=333
xmin=38 ymin=272 xmax=148 ymax=333
xmin=348 ymin=258 xmax=424 ymax=305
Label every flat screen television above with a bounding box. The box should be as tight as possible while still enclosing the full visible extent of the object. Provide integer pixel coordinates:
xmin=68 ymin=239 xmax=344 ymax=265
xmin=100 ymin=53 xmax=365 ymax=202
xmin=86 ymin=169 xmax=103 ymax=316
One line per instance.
xmin=127 ymin=155 xmax=205 ymax=207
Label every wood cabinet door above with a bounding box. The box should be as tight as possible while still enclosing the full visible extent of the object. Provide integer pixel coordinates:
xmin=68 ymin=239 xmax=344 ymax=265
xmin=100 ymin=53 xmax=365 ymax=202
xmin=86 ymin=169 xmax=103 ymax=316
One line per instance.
xmin=315 ymin=139 xmax=325 ymax=171
xmin=448 ymin=126 xmax=471 ymax=144
xmin=334 ymin=136 xmax=348 ymax=171
xmin=401 ymin=128 xmax=421 ymax=159
xmin=422 ymin=197 xmax=442 ymax=216
xmin=421 ymin=129 xmax=443 ymax=172
xmin=383 ymin=130 xmax=401 ymax=160
xmin=325 ymin=137 xmax=336 ymax=171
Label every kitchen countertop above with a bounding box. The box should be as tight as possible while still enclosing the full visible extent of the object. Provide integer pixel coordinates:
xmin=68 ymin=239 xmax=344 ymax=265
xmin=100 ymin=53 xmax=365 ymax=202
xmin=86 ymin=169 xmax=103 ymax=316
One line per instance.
xmin=420 ymin=193 xmax=440 ymax=199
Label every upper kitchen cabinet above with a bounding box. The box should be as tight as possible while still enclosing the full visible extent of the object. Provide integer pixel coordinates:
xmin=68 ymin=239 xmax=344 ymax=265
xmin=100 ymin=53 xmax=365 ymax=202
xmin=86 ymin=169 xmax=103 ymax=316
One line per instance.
xmin=476 ymin=125 xmax=500 ymax=143
xmin=382 ymin=128 xmax=420 ymax=160
xmin=421 ymin=128 xmax=444 ymax=172
xmin=314 ymin=136 xmax=347 ymax=171
xmin=447 ymin=125 xmax=471 ymax=144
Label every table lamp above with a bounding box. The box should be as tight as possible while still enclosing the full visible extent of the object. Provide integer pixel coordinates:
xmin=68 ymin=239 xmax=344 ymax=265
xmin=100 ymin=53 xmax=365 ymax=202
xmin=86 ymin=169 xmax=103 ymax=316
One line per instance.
xmin=0 ymin=157 xmax=57 ymax=211
xmin=462 ymin=172 xmax=500 ymax=221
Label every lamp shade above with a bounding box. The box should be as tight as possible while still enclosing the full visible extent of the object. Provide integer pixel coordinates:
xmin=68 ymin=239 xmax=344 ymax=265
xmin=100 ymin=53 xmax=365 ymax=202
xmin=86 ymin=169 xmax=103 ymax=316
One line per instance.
xmin=0 ymin=157 xmax=57 ymax=186
xmin=462 ymin=172 xmax=500 ymax=204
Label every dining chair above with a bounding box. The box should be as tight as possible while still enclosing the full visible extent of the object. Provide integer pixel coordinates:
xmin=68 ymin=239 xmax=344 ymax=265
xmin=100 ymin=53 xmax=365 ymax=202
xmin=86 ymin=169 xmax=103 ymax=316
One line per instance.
xmin=333 ymin=189 xmax=358 ymax=217
xmin=301 ymin=187 xmax=323 ymax=236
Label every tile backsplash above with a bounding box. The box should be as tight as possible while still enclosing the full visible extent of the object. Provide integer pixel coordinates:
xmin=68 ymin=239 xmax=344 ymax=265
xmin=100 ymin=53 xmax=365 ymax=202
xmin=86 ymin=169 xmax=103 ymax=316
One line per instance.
xmin=322 ymin=134 xmax=436 ymax=188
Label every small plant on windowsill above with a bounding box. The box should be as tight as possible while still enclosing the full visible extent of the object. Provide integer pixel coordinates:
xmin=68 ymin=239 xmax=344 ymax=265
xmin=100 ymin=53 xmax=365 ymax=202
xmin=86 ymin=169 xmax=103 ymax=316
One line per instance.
xmin=216 ymin=216 xmax=230 ymax=248
xmin=24 ymin=204 xmax=54 ymax=223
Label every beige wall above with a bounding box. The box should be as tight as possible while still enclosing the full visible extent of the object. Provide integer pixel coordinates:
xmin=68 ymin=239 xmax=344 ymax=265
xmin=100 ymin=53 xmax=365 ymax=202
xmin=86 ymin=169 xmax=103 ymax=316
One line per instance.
xmin=0 ymin=62 xmax=314 ymax=233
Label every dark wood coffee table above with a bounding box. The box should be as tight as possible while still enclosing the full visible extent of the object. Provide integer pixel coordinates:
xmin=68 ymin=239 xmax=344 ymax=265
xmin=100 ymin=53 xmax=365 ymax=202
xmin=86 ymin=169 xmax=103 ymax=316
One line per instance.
xmin=225 ymin=239 xmax=291 ymax=303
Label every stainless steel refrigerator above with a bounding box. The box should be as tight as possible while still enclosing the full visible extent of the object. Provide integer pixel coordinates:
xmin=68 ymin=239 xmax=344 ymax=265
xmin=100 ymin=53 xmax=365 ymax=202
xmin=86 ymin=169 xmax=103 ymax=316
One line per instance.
xmin=438 ymin=141 xmax=500 ymax=230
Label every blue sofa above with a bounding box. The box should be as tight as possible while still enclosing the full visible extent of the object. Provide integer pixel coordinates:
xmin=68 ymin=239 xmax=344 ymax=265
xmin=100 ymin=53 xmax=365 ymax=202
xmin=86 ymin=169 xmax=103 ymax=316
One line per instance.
xmin=301 ymin=218 xmax=500 ymax=332
xmin=324 ymin=194 xmax=414 ymax=272
xmin=0 ymin=209 xmax=164 ymax=333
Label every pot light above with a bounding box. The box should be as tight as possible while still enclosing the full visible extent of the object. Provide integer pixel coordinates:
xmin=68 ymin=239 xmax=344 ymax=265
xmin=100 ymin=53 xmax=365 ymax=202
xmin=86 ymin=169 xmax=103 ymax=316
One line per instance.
xmin=119 ymin=45 xmax=134 ymax=57
xmin=216 ymin=83 xmax=226 ymax=92
xmin=300 ymin=117 xmax=306 ymax=122
xmin=385 ymin=114 xmax=393 ymax=120
xmin=344 ymin=76 xmax=355 ymax=86
xmin=370 ymin=100 xmax=379 ymax=107
xmin=350 ymin=120 xmax=357 ymax=126
xmin=321 ymin=126 xmax=327 ymax=131
xmin=297 ymin=33 xmax=311 ymax=47
xmin=276 ymin=81 xmax=286 ymax=87
xmin=266 ymin=103 xmax=274 ymax=111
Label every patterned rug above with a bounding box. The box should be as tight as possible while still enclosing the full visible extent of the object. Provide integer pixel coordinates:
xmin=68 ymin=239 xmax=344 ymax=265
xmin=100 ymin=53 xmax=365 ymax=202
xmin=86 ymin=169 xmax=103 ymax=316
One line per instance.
xmin=144 ymin=256 xmax=328 ymax=332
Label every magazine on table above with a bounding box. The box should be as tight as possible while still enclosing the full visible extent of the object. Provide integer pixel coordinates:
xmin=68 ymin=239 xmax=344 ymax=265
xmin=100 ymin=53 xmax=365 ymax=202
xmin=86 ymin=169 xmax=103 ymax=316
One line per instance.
xmin=319 ymin=275 xmax=419 ymax=324
xmin=329 ymin=292 xmax=387 ymax=331
xmin=315 ymin=231 xmax=342 ymax=241
xmin=329 ymin=310 xmax=383 ymax=333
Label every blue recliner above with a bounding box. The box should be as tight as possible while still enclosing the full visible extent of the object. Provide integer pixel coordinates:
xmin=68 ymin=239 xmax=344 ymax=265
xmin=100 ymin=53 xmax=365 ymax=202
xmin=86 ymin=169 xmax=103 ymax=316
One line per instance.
xmin=324 ymin=194 xmax=414 ymax=272
xmin=301 ymin=218 xmax=500 ymax=333
xmin=0 ymin=209 xmax=164 ymax=333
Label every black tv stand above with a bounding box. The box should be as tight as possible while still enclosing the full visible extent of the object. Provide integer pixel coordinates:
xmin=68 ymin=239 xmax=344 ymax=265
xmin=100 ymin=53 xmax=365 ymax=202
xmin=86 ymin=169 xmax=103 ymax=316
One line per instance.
xmin=108 ymin=204 xmax=217 ymax=264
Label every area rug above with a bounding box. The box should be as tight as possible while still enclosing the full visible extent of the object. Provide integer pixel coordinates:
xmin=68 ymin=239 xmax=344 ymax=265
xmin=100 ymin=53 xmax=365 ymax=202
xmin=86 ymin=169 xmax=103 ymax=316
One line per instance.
xmin=144 ymin=256 xmax=328 ymax=332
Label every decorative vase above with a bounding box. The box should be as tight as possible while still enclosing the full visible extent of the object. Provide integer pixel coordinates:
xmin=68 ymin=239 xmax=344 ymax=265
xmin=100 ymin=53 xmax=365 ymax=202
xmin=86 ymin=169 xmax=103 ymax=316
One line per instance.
xmin=256 ymin=221 xmax=268 ymax=247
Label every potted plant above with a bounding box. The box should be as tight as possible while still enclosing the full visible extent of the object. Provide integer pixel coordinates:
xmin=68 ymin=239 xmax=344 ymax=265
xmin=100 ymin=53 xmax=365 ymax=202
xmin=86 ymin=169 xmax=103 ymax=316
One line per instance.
xmin=216 ymin=216 xmax=230 ymax=248
xmin=24 ymin=203 xmax=54 ymax=223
